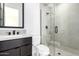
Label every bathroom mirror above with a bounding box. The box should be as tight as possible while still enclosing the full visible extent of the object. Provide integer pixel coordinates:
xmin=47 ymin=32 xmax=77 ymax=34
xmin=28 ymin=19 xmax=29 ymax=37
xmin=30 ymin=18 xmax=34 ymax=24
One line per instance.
xmin=0 ymin=3 xmax=24 ymax=28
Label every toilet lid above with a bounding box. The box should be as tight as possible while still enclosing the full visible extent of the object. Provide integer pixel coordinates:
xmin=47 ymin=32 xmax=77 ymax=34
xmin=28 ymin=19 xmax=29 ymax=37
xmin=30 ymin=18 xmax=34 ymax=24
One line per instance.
xmin=37 ymin=45 xmax=49 ymax=55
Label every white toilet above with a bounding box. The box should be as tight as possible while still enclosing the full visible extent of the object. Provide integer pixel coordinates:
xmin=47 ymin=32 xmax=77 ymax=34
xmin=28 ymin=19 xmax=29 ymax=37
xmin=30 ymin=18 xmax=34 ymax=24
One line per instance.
xmin=33 ymin=44 xmax=50 ymax=56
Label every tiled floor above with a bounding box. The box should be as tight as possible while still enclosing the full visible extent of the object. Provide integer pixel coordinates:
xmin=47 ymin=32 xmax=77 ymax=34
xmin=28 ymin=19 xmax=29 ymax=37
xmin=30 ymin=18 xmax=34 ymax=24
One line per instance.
xmin=48 ymin=45 xmax=78 ymax=56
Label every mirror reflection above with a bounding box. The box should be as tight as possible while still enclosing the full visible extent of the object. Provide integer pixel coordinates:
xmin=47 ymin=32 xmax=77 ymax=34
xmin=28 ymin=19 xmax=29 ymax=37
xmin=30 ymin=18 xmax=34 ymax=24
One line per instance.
xmin=0 ymin=3 xmax=24 ymax=28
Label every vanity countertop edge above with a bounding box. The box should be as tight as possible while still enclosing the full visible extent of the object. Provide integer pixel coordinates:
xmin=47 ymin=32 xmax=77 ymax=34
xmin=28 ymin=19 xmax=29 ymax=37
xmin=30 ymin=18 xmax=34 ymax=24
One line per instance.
xmin=0 ymin=34 xmax=32 ymax=41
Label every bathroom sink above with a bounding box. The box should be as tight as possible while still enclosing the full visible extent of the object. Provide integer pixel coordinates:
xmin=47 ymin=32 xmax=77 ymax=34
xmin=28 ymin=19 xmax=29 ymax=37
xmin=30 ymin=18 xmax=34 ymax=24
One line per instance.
xmin=0 ymin=34 xmax=32 ymax=41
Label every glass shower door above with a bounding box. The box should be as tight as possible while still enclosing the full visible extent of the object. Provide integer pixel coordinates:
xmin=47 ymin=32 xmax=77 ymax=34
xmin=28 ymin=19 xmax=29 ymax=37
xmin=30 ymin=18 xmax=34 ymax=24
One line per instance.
xmin=55 ymin=3 xmax=79 ymax=56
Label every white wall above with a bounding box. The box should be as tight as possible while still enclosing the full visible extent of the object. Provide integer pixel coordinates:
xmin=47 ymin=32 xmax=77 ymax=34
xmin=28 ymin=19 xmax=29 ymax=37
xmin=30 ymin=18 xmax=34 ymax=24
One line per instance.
xmin=24 ymin=3 xmax=40 ymax=46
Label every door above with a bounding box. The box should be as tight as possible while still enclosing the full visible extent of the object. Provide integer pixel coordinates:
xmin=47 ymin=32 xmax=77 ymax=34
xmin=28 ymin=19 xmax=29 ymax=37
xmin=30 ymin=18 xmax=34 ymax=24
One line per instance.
xmin=55 ymin=3 xmax=79 ymax=56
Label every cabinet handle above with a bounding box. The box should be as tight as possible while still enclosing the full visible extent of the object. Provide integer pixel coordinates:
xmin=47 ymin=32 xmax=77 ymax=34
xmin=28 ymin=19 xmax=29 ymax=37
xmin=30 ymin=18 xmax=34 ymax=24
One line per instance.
xmin=55 ymin=26 xmax=58 ymax=33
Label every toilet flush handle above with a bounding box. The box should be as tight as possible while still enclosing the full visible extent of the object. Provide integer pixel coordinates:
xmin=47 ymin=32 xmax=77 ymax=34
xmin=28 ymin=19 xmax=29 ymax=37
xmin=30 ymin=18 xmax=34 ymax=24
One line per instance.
xmin=55 ymin=26 xmax=58 ymax=33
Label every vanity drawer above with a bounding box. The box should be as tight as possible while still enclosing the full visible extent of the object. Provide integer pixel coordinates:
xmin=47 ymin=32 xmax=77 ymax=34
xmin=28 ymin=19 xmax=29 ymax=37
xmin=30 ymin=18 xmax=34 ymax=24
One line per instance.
xmin=0 ymin=37 xmax=32 ymax=51
xmin=0 ymin=47 xmax=20 ymax=56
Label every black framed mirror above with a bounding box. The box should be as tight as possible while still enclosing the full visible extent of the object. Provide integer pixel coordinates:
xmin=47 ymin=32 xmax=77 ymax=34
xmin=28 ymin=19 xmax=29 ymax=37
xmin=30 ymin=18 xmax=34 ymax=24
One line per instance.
xmin=0 ymin=3 xmax=24 ymax=28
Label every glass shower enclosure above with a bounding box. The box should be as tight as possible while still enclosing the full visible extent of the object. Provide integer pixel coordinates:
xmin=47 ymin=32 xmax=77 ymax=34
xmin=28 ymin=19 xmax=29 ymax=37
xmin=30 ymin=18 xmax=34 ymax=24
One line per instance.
xmin=40 ymin=3 xmax=79 ymax=56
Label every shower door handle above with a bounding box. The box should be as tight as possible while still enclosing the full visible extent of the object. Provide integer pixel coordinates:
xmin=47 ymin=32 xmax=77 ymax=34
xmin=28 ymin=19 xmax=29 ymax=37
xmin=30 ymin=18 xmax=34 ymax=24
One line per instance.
xmin=55 ymin=26 xmax=58 ymax=33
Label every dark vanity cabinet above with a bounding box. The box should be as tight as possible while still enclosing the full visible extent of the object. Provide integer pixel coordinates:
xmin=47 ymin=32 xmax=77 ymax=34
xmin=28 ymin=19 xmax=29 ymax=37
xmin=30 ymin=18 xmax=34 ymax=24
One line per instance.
xmin=21 ymin=45 xmax=32 ymax=56
xmin=0 ymin=37 xmax=32 ymax=56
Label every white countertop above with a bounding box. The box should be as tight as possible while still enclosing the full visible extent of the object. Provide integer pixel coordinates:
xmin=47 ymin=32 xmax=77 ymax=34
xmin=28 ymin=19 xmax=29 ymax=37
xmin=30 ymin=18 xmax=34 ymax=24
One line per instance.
xmin=0 ymin=34 xmax=32 ymax=41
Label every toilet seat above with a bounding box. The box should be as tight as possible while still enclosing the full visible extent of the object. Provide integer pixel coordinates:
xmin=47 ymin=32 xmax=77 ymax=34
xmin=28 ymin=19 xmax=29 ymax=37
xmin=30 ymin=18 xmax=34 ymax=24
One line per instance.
xmin=36 ymin=45 xmax=49 ymax=56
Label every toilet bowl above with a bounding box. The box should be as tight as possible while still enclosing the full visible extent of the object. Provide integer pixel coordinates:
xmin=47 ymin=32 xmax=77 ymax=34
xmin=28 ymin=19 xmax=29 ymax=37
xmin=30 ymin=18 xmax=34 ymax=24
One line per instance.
xmin=33 ymin=44 xmax=50 ymax=56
